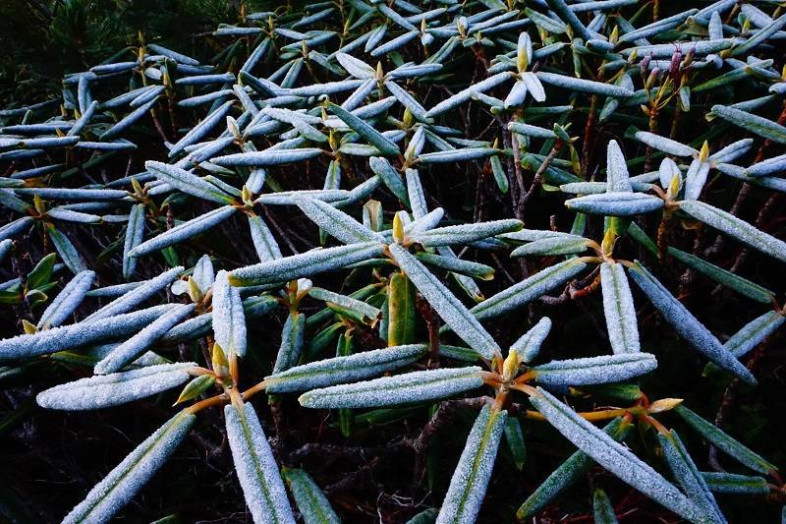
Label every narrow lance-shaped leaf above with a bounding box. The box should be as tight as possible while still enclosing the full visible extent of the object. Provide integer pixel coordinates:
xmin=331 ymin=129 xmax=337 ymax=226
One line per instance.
xmin=129 ymin=206 xmax=238 ymax=258
xmin=532 ymin=353 xmax=657 ymax=386
xmin=87 ymin=266 xmax=183 ymax=321
xmin=390 ymin=244 xmax=500 ymax=359
xmin=673 ymin=405 xmax=776 ymax=474
xmin=265 ymin=344 xmax=427 ymax=394
xmin=658 ymin=430 xmax=726 ymax=524
xmin=273 ymin=312 xmax=306 ymax=374
xmin=211 ymin=148 xmax=324 ymax=167
xmin=213 ymin=270 xmax=247 ymax=358
xmin=412 ymin=219 xmax=522 ymax=247
xmin=387 ymin=272 xmax=417 ymax=346
xmin=436 ymin=405 xmax=507 ymax=524
xmin=299 ymin=366 xmax=484 ymax=409
xmin=511 ymin=317 xmax=552 ymax=363
xmin=600 ymin=262 xmax=640 ymax=354
xmin=37 ymin=362 xmax=197 ymax=410
xmin=701 ymin=472 xmax=770 ymax=495
xmin=308 ymin=287 xmax=380 ymax=324
xmin=530 ymin=388 xmax=703 ymax=522
xmin=593 ymin=489 xmax=619 ymax=524
xmin=224 ymin=403 xmax=296 ymax=524
xmin=47 ymin=226 xmax=87 ymax=274
xmin=710 ymin=104 xmax=786 ymax=144
xmin=327 ymin=102 xmax=399 ymax=156
xmin=282 ymin=469 xmax=341 ymax=524
xmin=62 ymin=410 xmax=195 ymax=523
xmin=724 ymin=310 xmax=785 ymax=358
xmin=95 ymin=304 xmax=196 ymax=375
xmin=628 ymin=262 xmax=756 ymax=385
xmin=37 ymin=270 xmax=94 ymax=330
xmin=248 ymin=215 xmax=283 ymax=262
xmin=123 ymin=204 xmax=146 ymax=280
xmin=229 ymin=242 xmax=386 ymax=286
xmin=145 ymin=161 xmax=235 ymax=204
xmin=295 ymin=196 xmax=383 ymax=245
xmin=565 ymin=193 xmax=664 ymax=216
xmin=677 ymin=200 xmax=786 ymax=263
xmin=510 ymin=237 xmax=591 ymax=258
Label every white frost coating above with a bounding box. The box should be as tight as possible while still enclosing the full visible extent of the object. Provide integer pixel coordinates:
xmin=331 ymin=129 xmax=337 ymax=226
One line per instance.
xmin=272 ymin=312 xmax=305 ymax=374
xmin=95 ymin=304 xmax=196 ymax=375
xmin=213 ymin=270 xmax=248 ymax=358
xmin=533 ymin=353 xmax=657 ymax=386
xmin=86 ymin=266 xmax=184 ymax=321
xmin=63 ymin=410 xmax=195 ymax=523
xmin=701 ymin=473 xmax=770 ymax=495
xmin=511 ymin=317 xmax=552 ymax=363
xmin=265 ymin=344 xmax=427 ymax=394
xmin=294 ymin=196 xmax=384 ymax=245
xmin=436 ymin=406 xmax=507 ymax=524
xmin=211 ymin=148 xmax=323 ymax=167
xmin=600 ymin=262 xmax=641 ymax=354
xmin=37 ymin=270 xmax=95 ymax=329
xmin=404 ymin=208 xmax=444 ymax=236
xmin=709 ymin=138 xmax=753 ymax=164
xmin=606 ymin=140 xmax=631 ymax=192
xmin=192 ymin=254 xmax=215 ymax=292
xmin=634 ymin=131 xmax=697 ymax=157
xmin=123 ymin=204 xmax=145 ymax=280
xmin=412 ymin=219 xmax=522 ymax=247
xmin=426 ymin=72 xmax=513 ymax=117
xmin=659 ymin=158 xmax=681 ymax=190
xmin=510 ymin=237 xmax=590 ymax=258
xmin=628 ymin=262 xmax=756 ymax=385
xmin=283 ymin=469 xmax=341 ymax=524
xmin=146 ymin=161 xmax=233 ymax=204
xmin=390 ymin=244 xmax=500 ymax=359
xmin=299 ymin=366 xmax=484 ymax=409
xmin=659 ymin=431 xmax=726 ymax=524
xmin=307 ymin=287 xmax=380 ymax=321
xmin=724 ymin=310 xmax=785 ymax=358
xmin=536 ymin=72 xmax=633 ymax=98
xmin=530 ymin=388 xmax=703 ymax=522
xmin=470 ymin=259 xmax=586 ymax=321
xmin=684 ymin=159 xmax=711 ymax=201
xmin=564 ymin=192 xmax=664 ymax=216
xmin=417 ymin=147 xmax=497 ymax=164
xmin=129 ymin=206 xmax=238 ymax=258
xmin=678 ymin=200 xmax=786 ymax=263
xmin=224 ymin=404 xmax=296 ymax=524
xmin=229 ymin=242 xmax=386 ymax=286
xmin=0 ymin=305 xmax=169 ymax=361
xmin=249 ymin=215 xmax=283 ymax=263
xmin=37 ymin=362 xmax=196 ymax=410
xmin=406 ymin=168 xmax=428 ymax=219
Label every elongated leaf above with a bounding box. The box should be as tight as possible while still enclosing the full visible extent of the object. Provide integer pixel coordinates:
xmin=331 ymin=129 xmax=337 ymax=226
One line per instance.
xmin=369 ymin=156 xmax=409 ymax=205
xmin=600 ymin=262 xmax=640 ymax=354
xmin=436 ymin=405 xmax=507 ymax=524
xmin=308 ymin=287 xmax=380 ymax=324
xmin=416 ymin=252 xmax=494 ymax=280
xmin=511 ymin=237 xmax=590 ymax=257
xmin=146 ymin=161 xmax=235 ymax=204
xmin=328 ymin=102 xmax=399 ymax=155
xmin=63 ymin=410 xmax=195 ymax=523
xmin=390 ymin=244 xmax=500 ymax=359
xmin=511 ymin=317 xmax=552 ymax=363
xmin=229 ymin=242 xmax=385 ymax=286
xmin=123 ymin=204 xmax=146 ymax=280
xmin=282 ymin=469 xmax=341 ymax=524
xmin=47 ymin=226 xmax=87 ymax=274
xmin=533 ymin=353 xmax=656 ymax=386
xmin=724 ymin=310 xmax=785 ymax=358
xmin=710 ymin=105 xmax=786 ymax=144
xmin=537 ymin=72 xmax=633 ymax=98
xmin=593 ymin=489 xmax=618 ymax=524
xmin=37 ymin=270 xmax=94 ymax=329
xmin=388 ymin=272 xmax=417 ymax=346
xmin=37 ymin=362 xmax=196 ymax=410
xmin=225 ymin=403 xmax=296 ymax=524
xmin=677 ymin=200 xmax=786 ymax=263
xmin=273 ymin=312 xmax=306 ymax=374
xmin=211 ymin=148 xmax=324 ymax=167
xmin=673 ymin=405 xmax=776 ymax=474
xmin=628 ymin=262 xmax=756 ymax=384
xmin=87 ymin=266 xmax=183 ymax=321
xmin=530 ymin=388 xmax=703 ymax=522
xmin=701 ymin=472 xmax=769 ymax=495
xmin=295 ymin=196 xmax=383 ymax=245
xmin=213 ymin=270 xmax=247 ymax=358
xmin=412 ymin=219 xmax=522 ymax=247
xmin=565 ymin=193 xmax=664 ymax=216
xmin=130 ymin=206 xmax=237 ymax=257
xmin=635 ymin=131 xmax=697 ymax=157
xmin=299 ymin=366 xmax=483 ymax=409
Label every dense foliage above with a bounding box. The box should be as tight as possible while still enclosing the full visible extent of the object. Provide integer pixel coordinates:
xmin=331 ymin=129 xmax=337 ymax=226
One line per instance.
xmin=1 ymin=0 xmax=786 ymax=522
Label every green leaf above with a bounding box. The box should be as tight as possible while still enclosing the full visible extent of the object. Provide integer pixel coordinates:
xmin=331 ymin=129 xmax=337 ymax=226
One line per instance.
xmin=282 ymin=469 xmax=341 ymax=524
xmin=701 ymin=472 xmax=770 ymax=495
xmin=710 ymin=104 xmax=786 ymax=144
xmin=592 ymin=489 xmax=618 ymax=524
xmin=175 ymin=374 xmax=216 ymax=405
xmin=436 ymin=405 xmax=507 ymax=523
xmin=388 ymin=271 xmax=417 ymax=346
xmin=327 ymin=102 xmax=399 ymax=156
xmin=504 ymin=416 xmax=527 ymax=470
xmin=146 ymin=161 xmax=235 ymax=204
xmin=26 ymin=253 xmax=56 ymax=290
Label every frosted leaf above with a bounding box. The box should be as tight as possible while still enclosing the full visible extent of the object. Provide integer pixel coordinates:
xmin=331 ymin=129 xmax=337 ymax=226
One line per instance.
xmin=14 ymin=187 xmax=127 ymax=201
xmin=87 ymin=266 xmax=184 ymax=321
xmin=282 ymin=469 xmax=341 ymax=524
xmin=122 ymin=204 xmax=146 ymax=280
xmin=469 ymin=259 xmax=586 ymax=322
xmin=63 ymin=410 xmax=195 ymax=523
xmin=213 ymin=270 xmax=247 ymax=358
xmin=606 ymin=140 xmax=631 ymax=192
xmin=94 ymin=304 xmax=195 ymax=375
xmin=542 ymin=0 xmax=594 ymax=40
xmin=101 ymin=98 xmax=159 ymax=140
xmin=510 ymin=237 xmax=591 ymax=258
xmin=411 ymin=219 xmax=522 ymax=247
xmin=724 ymin=310 xmax=785 ymax=358
xmin=37 ymin=270 xmax=95 ymax=329
xmin=167 ymin=100 xmax=234 ymax=158
xmin=677 ymin=200 xmax=786 ymax=263
xmin=405 ymin=208 xmax=444 ymax=237
xmin=708 ymin=138 xmax=753 ymax=164
xmin=415 ymin=252 xmax=494 ymax=281
xmin=592 ymin=489 xmax=618 ymax=524
xmin=744 ymin=152 xmax=786 ymax=177
xmin=530 ymin=388 xmax=703 ymax=522
xmin=564 ymin=192 xmax=664 ymax=216
xmin=273 ymin=312 xmax=306 ymax=374
xmin=192 ymin=254 xmax=215 ymax=293
xmin=211 ymin=148 xmax=324 ymax=167
xmin=38 ymin=362 xmax=196 ymax=410
xmin=299 ymin=366 xmax=484 ymax=409
xmin=406 ymin=168 xmax=428 ymax=219
xmin=287 ymin=79 xmax=365 ymax=96
xmin=628 ymin=262 xmax=756 ymax=384
xmin=328 ymin=102 xmax=399 ymax=156
xmin=436 ymin=406 xmax=507 ymax=524
xmin=600 ymin=262 xmax=641 ymax=354
xmin=701 ymin=473 xmax=769 ymax=495
xmin=710 ymin=104 xmax=786 ymax=144
xmin=416 ymin=147 xmax=498 ymax=164
xmin=536 ymin=72 xmax=633 ymax=98
xmin=659 ymin=430 xmax=726 ymax=523
xmin=294 ymin=195 xmax=384 ymax=245
xmin=620 ymin=39 xmax=735 ymax=59
xmin=308 ymin=287 xmax=380 ymax=323
xmin=673 ymin=405 xmax=776 ymax=474
xmin=503 ymin=80 xmax=528 ymax=109
xmin=511 ymin=317 xmax=552 ymax=363
xmin=684 ymin=159 xmax=711 ymax=201
xmin=128 ymin=206 xmax=238 ymax=257
xmin=0 ymin=305 xmax=169 ymax=361
xmin=517 ymin=418 xmax=631 ymax=518
xmin=659 ymin=158 xmax=681 ymax=190
xmin=224 ymin=403 xmax=296 ymax=524
xmin=267 ymin=344 xmax=425 ymax=394
xmin=533 ymin=353 xmax=657 ymax=386
xmin=385 ymin=81 xmax=429 ymax=122
xmin=426 ymin=72 xmax=513 ymax=117
xmin=369 ymin=156 xmax=409 ymax=206
xmin=229 ymin=242 xmax=386 ymax=287
xmin=0 ymin=239 xmax=12 ymax=263
xmin=390 ymin=244 xmax=500 ymax=359
xmin=635 ymin=131 xmax=697 ymax=157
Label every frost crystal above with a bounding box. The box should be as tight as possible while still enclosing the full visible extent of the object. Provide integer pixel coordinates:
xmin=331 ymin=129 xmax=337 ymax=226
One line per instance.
xmin=533 ymin=353 xmax=657 ymax=386
xmin=213 ymin=270 xmax=248 ymax=358
xmin=37 ymin=269 xmax=95 ymax=329
xmin=600 ymin=262 xmax=640 ymax=354
xmin=86 ymin=266 xmax=183 ymax=321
